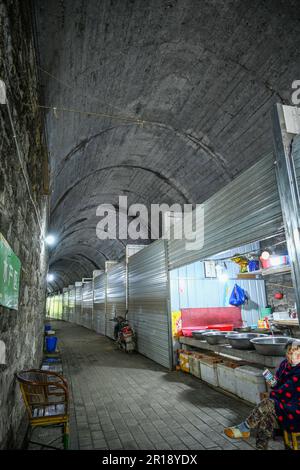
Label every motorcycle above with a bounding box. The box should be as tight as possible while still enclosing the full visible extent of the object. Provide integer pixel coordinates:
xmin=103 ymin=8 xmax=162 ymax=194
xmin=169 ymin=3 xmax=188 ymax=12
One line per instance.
xmin=113 ymin=316 xmax=136 ymax=353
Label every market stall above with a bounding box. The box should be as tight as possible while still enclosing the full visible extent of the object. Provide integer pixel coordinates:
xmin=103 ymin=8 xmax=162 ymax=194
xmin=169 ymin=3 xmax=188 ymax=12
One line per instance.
xmin=81 ymin=279 xmax=93 ymax=329
xmin=68 ymin=285 xmax=75 ymax=323
xmin=74 ymin=281 xmax=82 ymax=325
xmin=128 ymin=240 xmax=172 ymax=369
xmin=105 ymin=261 xmax=126 ymax=339
xmin=93 ymin=272 xmax=106 ymax=334
xmin=62 ymin=287 xmax=69 ymax=321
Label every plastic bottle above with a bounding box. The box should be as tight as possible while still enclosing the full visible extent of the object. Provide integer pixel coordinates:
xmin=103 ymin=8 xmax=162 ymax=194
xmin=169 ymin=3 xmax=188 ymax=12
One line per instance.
xmin=262 ymin=369 xmax=277 ymax=387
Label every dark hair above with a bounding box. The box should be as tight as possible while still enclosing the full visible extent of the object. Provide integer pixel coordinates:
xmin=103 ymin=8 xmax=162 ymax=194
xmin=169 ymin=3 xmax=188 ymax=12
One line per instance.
xmin=285 ymin=339 xmax=300 ymax=351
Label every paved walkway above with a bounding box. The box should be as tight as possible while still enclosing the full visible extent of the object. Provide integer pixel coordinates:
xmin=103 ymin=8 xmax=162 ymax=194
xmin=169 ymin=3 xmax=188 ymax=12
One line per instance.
xmin=48 ymin=321 xmax=282 ymax=450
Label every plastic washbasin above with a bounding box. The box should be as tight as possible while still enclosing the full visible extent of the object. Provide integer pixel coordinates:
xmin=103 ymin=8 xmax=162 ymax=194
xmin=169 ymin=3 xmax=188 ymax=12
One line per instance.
xmin=182 ymin=324 xmax=233 ymax=336
xmin=207 ymin=324 xmax=233 ymax=331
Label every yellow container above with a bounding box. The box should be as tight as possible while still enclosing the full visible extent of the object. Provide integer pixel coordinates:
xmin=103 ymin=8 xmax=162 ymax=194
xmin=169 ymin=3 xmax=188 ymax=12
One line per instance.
xmin=258 ymin=319 xmax=268 ymax=328
xmin=189 ymin=354 xmax=202 ymax=378
xmin=179 ymin=351 xmax=191 ymax=373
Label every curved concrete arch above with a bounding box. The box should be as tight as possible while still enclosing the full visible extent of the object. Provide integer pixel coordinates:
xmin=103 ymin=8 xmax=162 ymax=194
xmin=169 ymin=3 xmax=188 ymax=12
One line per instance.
xmin=54 ymin=120 xmax=232 ymax=181
xmin=51 ymin=164 xmax=193 ymax=216
xmin=50 ymin=263 xmax=84 ymax=280
xmin=50 ymin=255 xmax=98 ymax=274
xmin=51 ymin=226 xmax=126 ymax=253
xmin=48 ymin=272 xmax=71 ymax=292
xmin=50 ymin=241 xmax=117 ymax=268
xmin=52 ymin=189 xmax=153 ymax=235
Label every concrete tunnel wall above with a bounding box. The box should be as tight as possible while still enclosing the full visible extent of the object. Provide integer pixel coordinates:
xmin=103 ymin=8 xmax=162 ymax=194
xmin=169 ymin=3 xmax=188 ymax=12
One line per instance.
xmin=0 ymin=1 xmax=48 ymax=449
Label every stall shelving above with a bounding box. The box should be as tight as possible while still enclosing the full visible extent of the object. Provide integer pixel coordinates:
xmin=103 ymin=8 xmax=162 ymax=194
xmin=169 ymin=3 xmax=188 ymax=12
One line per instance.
xmin=238 ymin=265 xmax=291 ymax=278
xmin=179 ymin=336 xmax=283 ymax=369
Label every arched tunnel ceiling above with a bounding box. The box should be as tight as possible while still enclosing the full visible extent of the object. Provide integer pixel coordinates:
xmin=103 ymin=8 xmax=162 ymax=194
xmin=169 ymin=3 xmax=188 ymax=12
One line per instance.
xmin=33 ymin=0 xmax=300 ymax=290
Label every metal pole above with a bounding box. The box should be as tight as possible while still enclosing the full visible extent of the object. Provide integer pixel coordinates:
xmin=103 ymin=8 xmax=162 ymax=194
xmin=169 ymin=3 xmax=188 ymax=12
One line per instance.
xmin=272 ymin=103 xmax=300 ymax=324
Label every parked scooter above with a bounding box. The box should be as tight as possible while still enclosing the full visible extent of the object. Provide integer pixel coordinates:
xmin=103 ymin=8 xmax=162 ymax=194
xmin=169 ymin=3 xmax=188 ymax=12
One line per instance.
xmin=113 ymin=315 xmax=136 ymax=353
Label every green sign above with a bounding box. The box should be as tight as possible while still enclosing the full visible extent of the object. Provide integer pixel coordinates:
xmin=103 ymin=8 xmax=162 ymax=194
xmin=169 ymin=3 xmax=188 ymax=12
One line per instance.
xmin=0 ymin=233 xmax=21 ymax=310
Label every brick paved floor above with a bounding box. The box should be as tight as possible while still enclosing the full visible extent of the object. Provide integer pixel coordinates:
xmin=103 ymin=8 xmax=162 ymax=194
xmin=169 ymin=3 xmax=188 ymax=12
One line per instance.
xmin=37 ymin=321 xmax=283 ymax=450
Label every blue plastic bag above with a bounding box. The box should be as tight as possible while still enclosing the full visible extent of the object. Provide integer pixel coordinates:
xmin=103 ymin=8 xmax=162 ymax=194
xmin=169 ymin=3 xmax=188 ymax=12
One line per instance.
xmin=229 ymin=284 xmax=248 ymax=306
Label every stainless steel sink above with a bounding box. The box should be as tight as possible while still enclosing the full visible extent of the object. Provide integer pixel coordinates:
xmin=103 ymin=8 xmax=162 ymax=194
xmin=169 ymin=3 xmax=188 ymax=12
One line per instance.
xmin=201 ymin=331 xmax=229 ymax=345
xmin=250 ymin=336 xmax=292 ymax=356
xmin=226 ymin=333 xmax=267 ymax=350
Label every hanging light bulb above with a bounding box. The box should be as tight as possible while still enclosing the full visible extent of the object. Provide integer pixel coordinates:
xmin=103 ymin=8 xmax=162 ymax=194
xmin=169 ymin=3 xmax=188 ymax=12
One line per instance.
xmin=261 ymin=251 xmax=270 ymax=260
xmin=45 ymin=234 xmax=56 ymax=246
xmin=47 ymin=273 xmax=54 ymax=282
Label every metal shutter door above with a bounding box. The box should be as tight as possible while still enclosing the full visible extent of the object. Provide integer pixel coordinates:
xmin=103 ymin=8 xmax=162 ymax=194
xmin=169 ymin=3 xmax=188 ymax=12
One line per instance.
xmin=75 ymin=283 xmax=82 ymax=325
xmin=128 ymin=240 xmax=171 ymax=368
xmin=106 ymin=262 xmax=127 ymax=339
xmin=82 ymin=281 xmax=93 ymax=329
xmin=63 ymin=288 xmax=69 ymax=321
xmin=292 ymin=135 xmax=300 ymax=197
xmin=93 ymin=273 xmax=106 ymax=334
xmin=168 ymin=153 xmax=283 ymax=270
xmin=68 ymin=286 xmax=75 ymax=323
xmin=58 ymin=293 xmax=63 ymax=320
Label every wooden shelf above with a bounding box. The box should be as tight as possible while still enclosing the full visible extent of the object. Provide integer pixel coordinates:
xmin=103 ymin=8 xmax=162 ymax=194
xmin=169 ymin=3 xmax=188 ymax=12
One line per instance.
xmin=272 ymin=319 xmax=299 ymax=327
xmin=239 ymin=265 xmax=291 ymax=277
xmin=179 ymin=336 xmax=283 ymax=368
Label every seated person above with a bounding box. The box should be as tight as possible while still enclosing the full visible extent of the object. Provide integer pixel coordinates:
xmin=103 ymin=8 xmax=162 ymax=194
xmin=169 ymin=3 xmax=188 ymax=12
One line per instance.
xmin=224 ymin=339 xmax=300 ymax=450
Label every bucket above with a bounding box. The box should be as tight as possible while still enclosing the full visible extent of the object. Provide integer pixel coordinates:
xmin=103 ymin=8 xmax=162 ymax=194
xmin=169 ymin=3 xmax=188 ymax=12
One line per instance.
xmin=248 ymin=259 xmax=259 ymax=272
xmin=45 ymin=336 xmax=57 ymax=353
xmin=260 ymin=307 xmax=272 ymax=319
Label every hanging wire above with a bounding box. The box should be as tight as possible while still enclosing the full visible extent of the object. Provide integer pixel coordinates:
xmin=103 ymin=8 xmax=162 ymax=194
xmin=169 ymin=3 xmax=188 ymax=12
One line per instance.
xmin=37 ymin=65 xmax=138 ymax=119
xmin=24 ymin=102 xmax=146 ymax=126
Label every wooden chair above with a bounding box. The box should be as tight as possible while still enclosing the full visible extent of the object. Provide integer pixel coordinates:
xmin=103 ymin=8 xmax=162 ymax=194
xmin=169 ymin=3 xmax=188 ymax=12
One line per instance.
xmin=17 ymin=369 xmax=69 ymax=449
xmin=283 ymin=431 xmax=300 ymax=451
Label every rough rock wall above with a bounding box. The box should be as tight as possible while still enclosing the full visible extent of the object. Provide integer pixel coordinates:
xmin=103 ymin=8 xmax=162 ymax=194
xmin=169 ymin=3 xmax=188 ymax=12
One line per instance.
xmin=0 ymin=0 xmax=48 ymax=448
xmin=260 ymin=236 xmax=296 ymax=312
xmin=265 ymin=273 xmax=296 ymax=312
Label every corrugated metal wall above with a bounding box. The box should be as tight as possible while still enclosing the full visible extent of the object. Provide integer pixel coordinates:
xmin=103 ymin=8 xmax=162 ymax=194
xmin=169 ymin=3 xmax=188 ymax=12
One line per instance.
xmin=128 ymin=240 xmax=171 ymax=368
xmin=75 ymin=282 xmax=82 ymax=325
xmin=59 ymin=293 xmax=63 ymax=319
xmin=292 ymin=134 xmax=300 ymax=199
xmin=170 ymin=262 xmax=266 ymax=326
xmin=68 ymin=286 xmax=76 ymax=323
xmin=62 ymin=288 xmax=69 ymax=321
xmin=82 ymin=281 xmax=93 ymax=329
xmin=106 ymin=262 xmax=127 ymax=339
xmin=93 ymin=273 xmax=106 ymax=334
xmin=167 ymin=153 xmax=283 ymax=270
xmin=210 ymin=242 xmax=260 ymax=260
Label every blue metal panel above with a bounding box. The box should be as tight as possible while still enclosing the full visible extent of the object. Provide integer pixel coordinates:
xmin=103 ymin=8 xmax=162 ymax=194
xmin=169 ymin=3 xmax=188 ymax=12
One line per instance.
xmin=169 ymin=267 xmax=266 ymax=326
xmin=170 ymin=279 xmax=180 ymax=311
xmin=194 ymin=261 xmax=205 ymax=279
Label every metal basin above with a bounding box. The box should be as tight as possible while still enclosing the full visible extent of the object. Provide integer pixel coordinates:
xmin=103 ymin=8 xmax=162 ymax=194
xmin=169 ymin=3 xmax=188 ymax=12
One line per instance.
xmin=201 ymin=331 xmax=228 ymax=345
xmin=226 ymin=333 xmax=267 ymax=350
xmin=192 ymin=329 xmax=217 ymax=339
xmin=234 ymin=326 xmax=252 ymax=333
xmin=250 ymin=336 xmax=292 ymax=356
